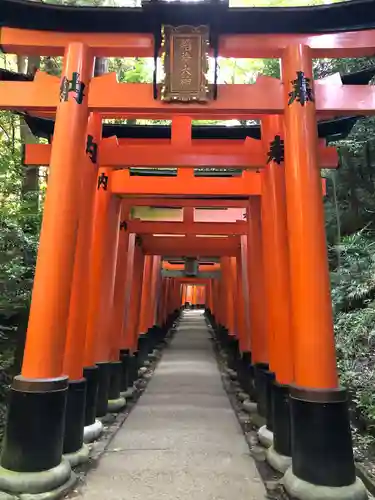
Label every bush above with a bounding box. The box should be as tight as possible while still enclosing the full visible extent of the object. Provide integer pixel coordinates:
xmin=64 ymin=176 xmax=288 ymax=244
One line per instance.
xmin=332 ymin=231 xmax=375 ymax=431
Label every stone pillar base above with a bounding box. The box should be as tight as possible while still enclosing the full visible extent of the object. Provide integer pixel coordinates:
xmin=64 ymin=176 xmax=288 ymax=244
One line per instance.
xmin=266 ymin=445 xmax=292 ymax=473
xmin=226 ymin=368 xmax=237 ymax=380
xmin=283 ymin=467 xmax=368 ymax=500
xmin=0 ymin=459 xmax=73 ymax=497
xmin=107 ymin=396 xmax=126 ymax=413
xmin=258 ymin=425 xmax=273 ymax=448
xmin=83 ymin=419 xmax=103 ymax=443
xmin=237 ymin=391 xmax=248 ymax=402
xmin=149 ymin=350 xmax=159 ymax=360
xmin=242 ymin=399 xmax=258 ymax=414
xmin=63 ymin=444 xmax=90 ymax=467
xmin=120 ymin=386 xmax=136 ymax=399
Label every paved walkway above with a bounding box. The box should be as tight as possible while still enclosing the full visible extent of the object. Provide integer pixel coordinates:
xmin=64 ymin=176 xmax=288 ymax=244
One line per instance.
xmin=79 ymin=310 xmax=267 ymax=500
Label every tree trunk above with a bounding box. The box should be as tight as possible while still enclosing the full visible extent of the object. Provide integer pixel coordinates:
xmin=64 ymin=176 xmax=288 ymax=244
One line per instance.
xmin=17 ymin=55 xmax=41 ymax=200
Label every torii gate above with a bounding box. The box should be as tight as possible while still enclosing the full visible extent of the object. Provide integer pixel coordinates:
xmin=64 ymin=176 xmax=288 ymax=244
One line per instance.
xmin=0 ymin=4 xmax=372 ymax=500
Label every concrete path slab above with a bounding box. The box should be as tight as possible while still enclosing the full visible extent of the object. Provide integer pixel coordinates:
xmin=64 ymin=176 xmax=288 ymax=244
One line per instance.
xmin=78 ymin=310 xmax=267 ymax=500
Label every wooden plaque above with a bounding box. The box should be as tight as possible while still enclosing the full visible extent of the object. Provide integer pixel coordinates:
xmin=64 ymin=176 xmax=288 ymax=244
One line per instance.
xmin=161 ymin=25 xmax=210 ymax=103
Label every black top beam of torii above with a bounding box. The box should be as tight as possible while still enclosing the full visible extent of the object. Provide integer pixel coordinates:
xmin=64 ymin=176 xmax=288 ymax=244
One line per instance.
xmin=0 ymin=0 xmax=375 ymax=34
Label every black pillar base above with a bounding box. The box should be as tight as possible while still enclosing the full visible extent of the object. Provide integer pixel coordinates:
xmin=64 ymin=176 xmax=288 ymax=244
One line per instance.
xmin=119 ymin=349 xmax=130 ymax=392
xmin=272 ymin=382 xmax=291 ymax=457
xmin=238 ymin=352 xmax=255 ymax=398
xmin=1 ymin=376 xmax=68 ymax=472
xmin=128 ymin=352 xmax=139 ymax=387
xmin=95 ymin=361 xmax=111 ymax=418
xmin=83 ymin=365 xmax=99 ymax=427
xmin=108 ymin=361 xmax=122 ymax=400
xmin=253 ymin=363 xmax=269 ymax=413
xmin=63 ymin=378 xmax=86 ymax=454
xmin=152 ymin=325 xmax=164 ymax=347
xmin=216 ymin=326 xmax=229 ymax=352
xmin=290 ymin=386 xmax=356 ymax=487
xmin=137 ymin=334 xmax=149 ymax=367
xmin=227 ymin=337 xmax=240 ymax=372
xmin=265 ymin=370 xmax=275 ymax=431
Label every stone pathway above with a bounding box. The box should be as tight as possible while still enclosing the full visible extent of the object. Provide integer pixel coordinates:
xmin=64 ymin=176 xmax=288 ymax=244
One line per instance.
xmin=78 ymin=310 xmax=267 ymax=500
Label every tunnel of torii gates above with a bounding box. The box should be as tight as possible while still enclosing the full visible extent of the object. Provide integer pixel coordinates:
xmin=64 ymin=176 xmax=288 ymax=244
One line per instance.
xmin=2 ymin=1 xmax=375 ymax=498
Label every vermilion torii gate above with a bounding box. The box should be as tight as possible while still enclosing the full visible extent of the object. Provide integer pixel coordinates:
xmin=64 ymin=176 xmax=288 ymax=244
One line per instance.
xmin=0 ymin=0 xmax=375 ymax=498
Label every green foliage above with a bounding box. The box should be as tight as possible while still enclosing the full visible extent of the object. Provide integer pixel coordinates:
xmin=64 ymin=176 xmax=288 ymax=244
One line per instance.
xmin=331 ymin=232 xmax=375 ymax=313
xmin=332 ymin=232 xmax=375 ymax=440
xmin=0 ymin=109 xmax=40 ymax=318
xmin=109 ymin=57 xmax=153 ymax=83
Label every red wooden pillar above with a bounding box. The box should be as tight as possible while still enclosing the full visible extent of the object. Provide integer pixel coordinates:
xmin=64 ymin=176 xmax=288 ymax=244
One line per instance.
xmin=139 ymin=256 xmax=154 ymax=334
xmin=111 ymin=206 xmax=131 ymax=359
xmin=281 ymin=44 xmax=362 ymax=495
xmin=23 ymin=45 xmax=93 ymax=378
xmin=261 ymin=115 xmax=293 ymax=384
xmin=239 ymin=236 xmax=251 ymax=353
xmin=84 ymin=172 xmax=121 ymax=417
xmin=149 ymin=256 xmax=161 ymax=327
xmin=158 ymin=278 xmax=167 ymax=324
xmin=164 ymin=278 xmax=171 ymax=319
xmin=1 ymin=43 xmax=94 ymax=485
xmin=195 ymin=286 xmax=199 ymax=306
xmin=229 ymin=257 xmax=238 ymax=336
xmin=110 ymin=208 xmax=132 ymax=401
xmin=235 ymin=251 xmax=248 ymax=354
xmin=192 ymin=284 xmax=198 ymax=306
xmin=181 ymin=284 xmax=187 ymax=306
xmin=63 ymin=112 xmax=102 ymax=450
xmin=84 ymin=172 xmax=121 ymax=366
xmin=206 ymin=280 xmax=213 ymax=312
xmin=246 ymin=198 xmax=270 ymax=422
xmin=64 ymin=112 xmax=101 ymax=380
xmin=220 ymin=257 xmax=236 ymax=335
xmin=175 ymin=280 xmax=181 ymax=310
xmin=260 ymin=114 xmax=294 ymax=463
xmin=123 ymin=237 xmax=145 ymax=352
xmin=217 ymin=275 xmax=225 ymax=327
xmin=120 ymin=234 xmax=135 ymax=350
xmin=212 ymin=279 xmax=220 ymax=321
xmin=166 ymin=278 xmax=174 ymax=316
xmin=185 ymin=284 xmax=193 ymax=305
xmin=246 ymin=198 xmax=268 ymax=365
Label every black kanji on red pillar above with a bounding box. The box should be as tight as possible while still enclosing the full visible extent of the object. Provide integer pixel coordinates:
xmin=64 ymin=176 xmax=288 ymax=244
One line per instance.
xmin=119 ymin=221 xmax=127 ymax=231
xmin=60 ymin=72 xmax=85 ymax=104
xmin=267 ymin=135 xmax=284 ymax=165
xmin=97 ymin=172 xmax=108 ymax=190
xmin=86 ymin=135 xmax=98 ymax=163
xmin=288 ymin=71 xmax=314 ymax=106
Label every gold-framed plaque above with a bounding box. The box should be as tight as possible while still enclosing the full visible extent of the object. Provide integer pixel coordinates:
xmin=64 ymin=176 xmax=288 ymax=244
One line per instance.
xmin=160 ymin=25 xmax=210 ymax=103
